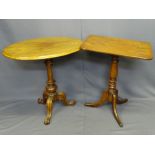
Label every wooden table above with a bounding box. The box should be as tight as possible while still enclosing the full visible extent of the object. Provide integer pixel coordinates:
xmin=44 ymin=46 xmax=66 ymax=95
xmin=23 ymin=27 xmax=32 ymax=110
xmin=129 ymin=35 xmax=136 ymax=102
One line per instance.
xmin=2 ymin=37 xmax=82 ymax=125
xmin=81 ymin=35 xmax=153 ymax=127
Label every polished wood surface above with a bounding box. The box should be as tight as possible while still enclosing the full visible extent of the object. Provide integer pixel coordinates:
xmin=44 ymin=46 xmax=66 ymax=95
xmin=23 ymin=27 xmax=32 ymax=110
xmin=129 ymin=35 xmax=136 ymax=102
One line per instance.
xmin=2 ymin=37 xmax=82 ymax=60
xmin=2 ymin=37 xmax=79 ymax=125
xmin=82 ymin=35 xmax=153 ymax=127
xmin=85 ymin=56 xmax=128 ymax=127
xmin=38 ymin=59 xmax=76 ymax=125
xmin=81 ymin=35 xmax=153 ymax=60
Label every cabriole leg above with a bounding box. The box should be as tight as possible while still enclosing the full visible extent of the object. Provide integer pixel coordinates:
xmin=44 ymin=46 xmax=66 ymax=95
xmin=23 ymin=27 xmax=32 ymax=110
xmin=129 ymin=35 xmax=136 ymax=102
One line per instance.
xmin=38 ymin=59 xmax=76 ymax=125
xmin=84 ymin=56 xmax=128 ymax=127
xmin=44 ymin=96 xmax=53 ymax=125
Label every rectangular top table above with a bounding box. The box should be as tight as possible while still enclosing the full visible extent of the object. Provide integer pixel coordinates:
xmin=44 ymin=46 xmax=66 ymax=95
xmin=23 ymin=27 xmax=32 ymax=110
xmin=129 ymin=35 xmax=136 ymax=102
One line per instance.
xmin=81 ymin=35 xmax=153 ymax=60
xmin=81 ymin=34 xmax=153 ymax=127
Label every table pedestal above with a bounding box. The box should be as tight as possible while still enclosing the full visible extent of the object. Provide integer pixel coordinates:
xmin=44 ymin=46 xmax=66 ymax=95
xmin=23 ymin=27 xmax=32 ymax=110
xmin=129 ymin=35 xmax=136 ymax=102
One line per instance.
xmin=85 ymin=56 xmax=128 ymax=127
xmin=38 ymin=59 xmax=76 ymax=125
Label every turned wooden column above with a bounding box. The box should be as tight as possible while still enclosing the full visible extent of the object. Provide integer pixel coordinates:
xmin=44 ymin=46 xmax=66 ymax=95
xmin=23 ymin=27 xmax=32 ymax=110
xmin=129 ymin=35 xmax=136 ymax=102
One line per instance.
xmin=44 ymin=59 xmax=57 ymax=99
xmin=38 ymin=59 xmax=76 ymax=125
xmin=85 ymin=56 xmax=128 ymax=127
xmin=108 ymin=56 xmax=118 ymax=96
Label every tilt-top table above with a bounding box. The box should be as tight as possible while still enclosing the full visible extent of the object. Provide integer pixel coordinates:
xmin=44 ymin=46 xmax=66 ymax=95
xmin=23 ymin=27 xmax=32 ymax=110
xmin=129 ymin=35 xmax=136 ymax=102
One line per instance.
xmin=81 ymin=35 xmax=153 ymax=127
xmin=2 ymin=37 xmax=82 ymax=125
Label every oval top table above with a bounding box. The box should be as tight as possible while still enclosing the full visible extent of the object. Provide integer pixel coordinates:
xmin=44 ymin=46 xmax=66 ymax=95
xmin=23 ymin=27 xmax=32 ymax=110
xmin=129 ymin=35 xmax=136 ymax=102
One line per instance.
xmin=81 ymin=35 xmax=153 ymax=127
xmin=3 ymin=37 xmax=82 ymax=60
xmin=2 ymin=37 xmax=82 ymax=125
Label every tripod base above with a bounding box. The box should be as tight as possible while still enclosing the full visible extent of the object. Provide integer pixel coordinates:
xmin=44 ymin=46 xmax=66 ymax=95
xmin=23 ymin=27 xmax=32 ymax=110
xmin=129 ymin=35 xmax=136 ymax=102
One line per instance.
xmin=85 ymin=90 xmax=128 ymax=127
xmin=85 ymin=56 xmax=128 ymax=127
xmin=38 ymin=59 xmax=76 ymax=125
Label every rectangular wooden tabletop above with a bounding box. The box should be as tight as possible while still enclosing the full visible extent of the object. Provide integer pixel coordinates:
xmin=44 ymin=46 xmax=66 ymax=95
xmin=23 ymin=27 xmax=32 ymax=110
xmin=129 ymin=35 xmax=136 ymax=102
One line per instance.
xmin=81 ymin=35 xmax=153 ymax=60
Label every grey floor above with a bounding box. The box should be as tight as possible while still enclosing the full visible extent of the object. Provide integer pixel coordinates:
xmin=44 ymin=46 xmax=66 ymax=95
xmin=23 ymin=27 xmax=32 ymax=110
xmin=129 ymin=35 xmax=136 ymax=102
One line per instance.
xmin=0 ymin=97 xmax=154 ymax=135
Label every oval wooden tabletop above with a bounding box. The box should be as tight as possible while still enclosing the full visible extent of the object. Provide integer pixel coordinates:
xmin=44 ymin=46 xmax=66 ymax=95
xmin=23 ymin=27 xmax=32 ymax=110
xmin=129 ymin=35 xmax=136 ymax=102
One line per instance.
xmin=2 ymin=37 xmax=82 ymax=60
xmin=81 ymin=35 xmax=153 ymax=60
